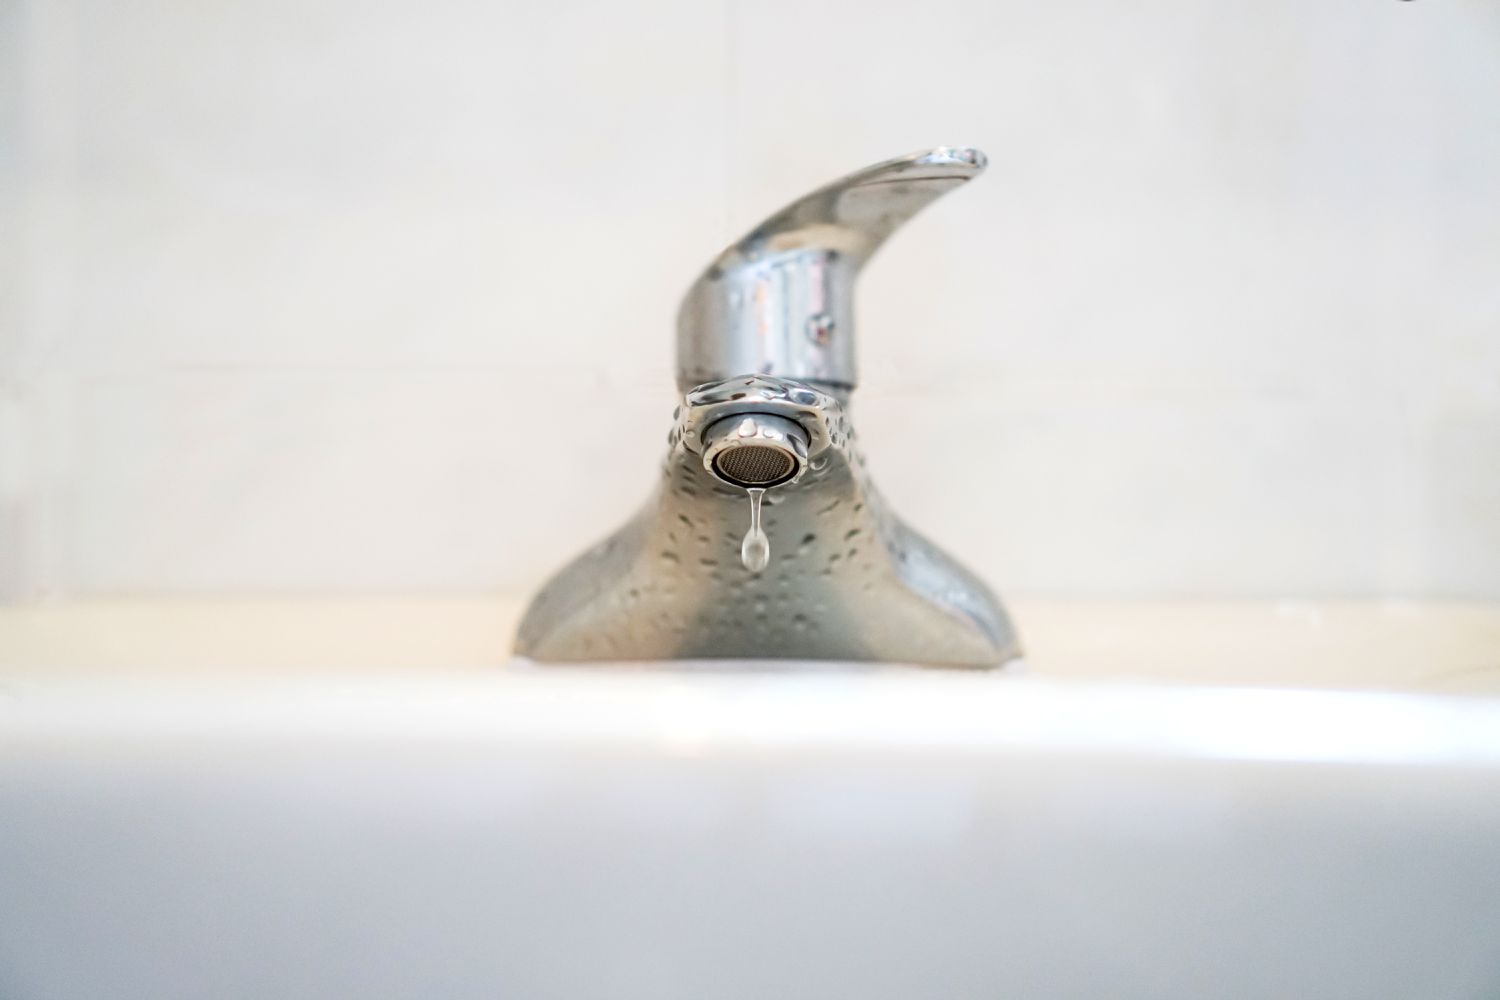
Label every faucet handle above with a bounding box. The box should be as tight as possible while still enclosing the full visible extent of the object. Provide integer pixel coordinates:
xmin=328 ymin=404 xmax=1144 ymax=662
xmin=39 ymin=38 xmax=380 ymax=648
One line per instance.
xmin=676 ymin=147 xmax=987 ymax=391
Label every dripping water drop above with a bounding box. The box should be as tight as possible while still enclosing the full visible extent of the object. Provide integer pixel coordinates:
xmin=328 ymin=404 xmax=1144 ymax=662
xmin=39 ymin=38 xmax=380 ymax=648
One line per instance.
xmin=740 ymin=487 xmax=770 ymax=572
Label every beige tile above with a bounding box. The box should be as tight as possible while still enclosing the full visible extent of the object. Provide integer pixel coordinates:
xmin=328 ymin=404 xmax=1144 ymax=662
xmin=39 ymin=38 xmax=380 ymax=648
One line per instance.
xmin=65 ymin=369 xmax=669 ymax=593
xmin=54 ymin=0 xmax=731 ymax=371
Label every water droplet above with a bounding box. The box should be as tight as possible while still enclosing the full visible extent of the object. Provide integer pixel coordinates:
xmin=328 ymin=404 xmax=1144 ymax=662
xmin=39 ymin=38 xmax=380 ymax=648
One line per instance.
xmin=740 ymin=488 xmax=770 ymax=572
xmin=806 ymin=312 xmax=835 ymax=345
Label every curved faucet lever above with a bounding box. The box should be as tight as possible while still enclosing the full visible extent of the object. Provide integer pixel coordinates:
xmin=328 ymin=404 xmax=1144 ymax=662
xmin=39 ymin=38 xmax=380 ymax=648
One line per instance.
xmin=676 ymin=146 xmax=987 ymax=391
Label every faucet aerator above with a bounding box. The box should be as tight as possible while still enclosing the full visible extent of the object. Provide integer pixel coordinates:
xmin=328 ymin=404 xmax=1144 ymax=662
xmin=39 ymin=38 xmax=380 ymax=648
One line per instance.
xmin=701 ymin=412 xmax=808 ymax=490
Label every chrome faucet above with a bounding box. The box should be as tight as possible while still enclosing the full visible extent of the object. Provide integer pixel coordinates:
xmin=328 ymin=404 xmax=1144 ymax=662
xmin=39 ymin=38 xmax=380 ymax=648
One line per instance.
xmin=516 ymin=148 xmax=1021 ymax=668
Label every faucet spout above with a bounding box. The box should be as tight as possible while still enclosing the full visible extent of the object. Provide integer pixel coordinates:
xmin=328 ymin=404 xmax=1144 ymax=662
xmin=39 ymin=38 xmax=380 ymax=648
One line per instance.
xmin=677 ymin=147 xmax=987 ymax=391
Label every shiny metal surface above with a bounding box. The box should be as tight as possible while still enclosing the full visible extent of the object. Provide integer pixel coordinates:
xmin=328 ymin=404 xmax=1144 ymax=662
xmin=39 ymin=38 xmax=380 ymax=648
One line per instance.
xmin=677 ymin=146 xmax=987 ymax=391
xmin=517 ymin=149 xmax=1019 ymax=668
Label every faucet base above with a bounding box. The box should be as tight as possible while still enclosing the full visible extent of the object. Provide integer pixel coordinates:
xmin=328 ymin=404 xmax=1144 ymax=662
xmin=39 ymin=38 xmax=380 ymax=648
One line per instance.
xmin=515 ymin=496 xmax=1019 ymax=668
xmin=516 ymin=378 xmax=1020 ymax=668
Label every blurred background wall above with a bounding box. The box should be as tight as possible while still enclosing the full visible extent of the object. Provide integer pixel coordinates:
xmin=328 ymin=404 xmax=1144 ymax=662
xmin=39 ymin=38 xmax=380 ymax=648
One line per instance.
xmin=1 ymin=0 xmax=1497 ymax=603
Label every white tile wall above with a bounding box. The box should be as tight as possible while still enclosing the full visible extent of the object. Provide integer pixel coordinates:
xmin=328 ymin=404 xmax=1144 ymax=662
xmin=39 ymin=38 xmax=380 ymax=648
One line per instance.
xmin=4 ymin=0 xmax=1499 ymax=600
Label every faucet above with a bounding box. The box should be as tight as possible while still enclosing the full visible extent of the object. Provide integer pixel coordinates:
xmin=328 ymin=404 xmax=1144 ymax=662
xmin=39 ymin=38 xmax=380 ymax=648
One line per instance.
xmin=515 ymin=147 xmax=1021 ymax=668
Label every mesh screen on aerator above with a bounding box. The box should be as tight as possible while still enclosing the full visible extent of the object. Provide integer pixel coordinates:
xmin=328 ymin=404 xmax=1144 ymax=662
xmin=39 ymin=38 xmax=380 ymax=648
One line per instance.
xmin=713 ymin=445 xmax=797 ymax=487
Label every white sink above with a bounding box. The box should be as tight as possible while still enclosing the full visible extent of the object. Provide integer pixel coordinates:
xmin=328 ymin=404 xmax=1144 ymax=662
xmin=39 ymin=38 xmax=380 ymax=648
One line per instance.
xmin=3 ymin=670 xmax=1499 ymax=999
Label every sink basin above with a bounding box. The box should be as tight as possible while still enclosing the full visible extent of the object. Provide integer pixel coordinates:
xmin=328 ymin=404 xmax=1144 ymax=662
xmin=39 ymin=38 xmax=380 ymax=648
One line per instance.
xmin=3 ymin=671 xmax=1499 ymax=999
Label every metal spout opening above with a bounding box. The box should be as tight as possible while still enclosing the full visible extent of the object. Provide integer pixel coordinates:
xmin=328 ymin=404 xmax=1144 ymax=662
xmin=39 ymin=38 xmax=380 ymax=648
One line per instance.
xmin=700 ymin=412 xmax=810 ymax=490
xmin=714 ymin=445 xmax=797 ymax=488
